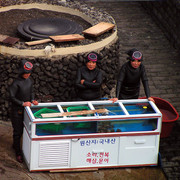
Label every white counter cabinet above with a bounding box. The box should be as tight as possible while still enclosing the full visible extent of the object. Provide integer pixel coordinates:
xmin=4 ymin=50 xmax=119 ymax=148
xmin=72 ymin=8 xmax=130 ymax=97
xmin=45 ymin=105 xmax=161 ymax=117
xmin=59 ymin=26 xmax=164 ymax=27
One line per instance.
xmin=22 ymin=99 xmax=162 ymax=172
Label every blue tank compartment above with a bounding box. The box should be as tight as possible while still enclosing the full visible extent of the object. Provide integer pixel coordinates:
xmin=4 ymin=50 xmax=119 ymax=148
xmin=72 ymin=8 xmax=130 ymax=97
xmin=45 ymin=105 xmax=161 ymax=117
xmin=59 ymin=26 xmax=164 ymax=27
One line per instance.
xmin=30 ymin=102 xmax=156 ymax=119
xmin=93 ymin=103 xmax=156 ymax=116
xmin=33 ymin=102 xmax=158 ymax=136
xmin=110 ymin=119 xmax=157 ymax=132
xmin=124 ymin=103 xmax=156 ymax=115
xmin=93 ymin=103 xmax=125 ymax=116
xmin=35 ymin=118 xmax=157 ymax=136
xmin=36 ymin=121 xmax=97 ymax=136
xmin=94 ymin=103 xmax=156 ymax=116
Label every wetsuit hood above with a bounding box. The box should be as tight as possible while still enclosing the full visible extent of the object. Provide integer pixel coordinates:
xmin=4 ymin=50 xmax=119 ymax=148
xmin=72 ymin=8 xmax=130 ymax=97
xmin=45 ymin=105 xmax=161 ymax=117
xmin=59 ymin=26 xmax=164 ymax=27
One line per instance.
xmin=126 ymin=48 xmax=143 ymax=61
xmin=85 ymin=52 xmax=101 ymax=64
xmin=19 ymin=59 xmax=33 ymax=74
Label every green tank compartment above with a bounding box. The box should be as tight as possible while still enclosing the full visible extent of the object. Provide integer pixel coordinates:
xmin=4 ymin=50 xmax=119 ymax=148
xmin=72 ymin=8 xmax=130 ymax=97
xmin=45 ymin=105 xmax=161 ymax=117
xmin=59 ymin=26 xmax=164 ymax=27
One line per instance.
xmin=36 ymin=120 xmax=97 ymax=136
xmin=35 ymin=118 xmax=158 ymax=136
xmin=32 ymin=107 xmax=59 ymax=118
xmin=67 ymin=106 xmax=92 ymax=117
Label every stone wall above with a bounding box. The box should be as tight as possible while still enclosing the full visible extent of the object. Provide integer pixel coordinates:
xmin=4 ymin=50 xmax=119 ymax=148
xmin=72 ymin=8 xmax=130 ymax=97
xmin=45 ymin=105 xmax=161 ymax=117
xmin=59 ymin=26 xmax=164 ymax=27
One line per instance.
xmin=141 ymin=0 xmax=180 ymax=50
xmin=0 ymin=0 xmax=120 ymax=121
xmin=0 ymin=42 xmax=120 ymax=121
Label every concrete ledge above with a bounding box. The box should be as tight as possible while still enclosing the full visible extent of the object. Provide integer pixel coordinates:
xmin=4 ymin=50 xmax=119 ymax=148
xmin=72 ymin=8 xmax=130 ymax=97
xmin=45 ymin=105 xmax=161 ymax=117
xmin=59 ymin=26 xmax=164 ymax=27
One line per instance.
xmin=0 ymin=32 xmax=118 ymax=57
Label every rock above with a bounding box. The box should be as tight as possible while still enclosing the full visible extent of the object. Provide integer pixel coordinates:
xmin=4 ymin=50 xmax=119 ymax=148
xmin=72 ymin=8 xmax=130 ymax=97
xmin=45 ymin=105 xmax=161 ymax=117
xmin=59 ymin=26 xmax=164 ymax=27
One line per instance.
xmin=39 ymin=87 xmax=49 ymax=95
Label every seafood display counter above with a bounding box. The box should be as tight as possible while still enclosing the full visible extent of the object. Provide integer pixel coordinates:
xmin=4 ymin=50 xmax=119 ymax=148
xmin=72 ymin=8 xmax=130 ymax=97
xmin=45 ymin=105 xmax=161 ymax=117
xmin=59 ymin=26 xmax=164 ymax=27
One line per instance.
xmin=22 ymin=99 xmax=162 ymax=172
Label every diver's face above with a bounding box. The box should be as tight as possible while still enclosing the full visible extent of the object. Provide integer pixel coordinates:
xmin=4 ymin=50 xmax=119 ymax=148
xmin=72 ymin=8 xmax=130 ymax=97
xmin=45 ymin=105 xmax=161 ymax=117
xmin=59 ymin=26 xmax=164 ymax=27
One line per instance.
xmin=130 ymin=59 xmax=141 ymax=69
xmin=22 ymin=73 xmax=31 ymax=79
xmin=86 ymin=61 xmax=96 ymax=70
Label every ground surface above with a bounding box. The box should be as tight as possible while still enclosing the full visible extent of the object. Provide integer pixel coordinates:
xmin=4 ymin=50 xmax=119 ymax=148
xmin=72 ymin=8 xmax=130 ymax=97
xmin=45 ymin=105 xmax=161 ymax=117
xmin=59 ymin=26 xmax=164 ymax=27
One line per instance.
xmin=0 ymin=121 xmax=166 ymax=180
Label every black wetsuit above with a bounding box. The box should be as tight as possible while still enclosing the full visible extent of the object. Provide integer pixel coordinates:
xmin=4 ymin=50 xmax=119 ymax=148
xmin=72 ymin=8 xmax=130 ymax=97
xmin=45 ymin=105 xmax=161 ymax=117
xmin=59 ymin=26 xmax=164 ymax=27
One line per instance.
xmin=116 ymin=61 xmax=150 ymax=99
xmin=9 ymin=76 xmax=34 ymax=156
xmin=75 ymin=66 xmax=103 ymax=100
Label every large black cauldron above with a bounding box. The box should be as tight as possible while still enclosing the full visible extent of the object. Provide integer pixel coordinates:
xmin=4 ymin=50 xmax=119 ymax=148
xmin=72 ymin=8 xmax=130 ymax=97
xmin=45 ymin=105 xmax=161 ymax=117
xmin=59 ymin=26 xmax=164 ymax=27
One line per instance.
xmin=17 ymin=17 xmax=83 ymax=41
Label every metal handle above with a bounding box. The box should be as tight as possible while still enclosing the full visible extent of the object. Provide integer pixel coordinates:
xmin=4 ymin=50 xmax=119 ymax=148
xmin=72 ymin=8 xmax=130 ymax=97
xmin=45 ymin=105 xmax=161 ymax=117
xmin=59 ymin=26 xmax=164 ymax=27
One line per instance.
xmin=134 ymin=139 xmax=146 ymax=144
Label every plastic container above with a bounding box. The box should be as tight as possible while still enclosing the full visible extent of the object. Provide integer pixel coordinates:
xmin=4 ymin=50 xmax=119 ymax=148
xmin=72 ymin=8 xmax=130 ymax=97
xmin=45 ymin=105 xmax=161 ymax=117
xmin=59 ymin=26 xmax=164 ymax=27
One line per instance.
xmin=140 ymin=97 xmax=179 ymax=138
xmin=67 ymin=106 xmax=90 ymax=113
xmin=67 ymin=106 xmax=91 ymax=128
xmin=34 ymin=108 xmax=63 ymax=133
xmin=33 ymin=108 xmax=59 ymax=118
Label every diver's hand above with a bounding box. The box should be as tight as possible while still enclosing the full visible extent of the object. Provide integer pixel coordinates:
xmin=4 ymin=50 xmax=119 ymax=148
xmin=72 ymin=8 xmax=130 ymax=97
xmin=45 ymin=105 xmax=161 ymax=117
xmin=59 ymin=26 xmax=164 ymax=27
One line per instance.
xmin=23 ymin=102 xmax=31 ymax=107
xmin=109 ymin=98 xmax=118 ymax=103
xmin=32 ymin=100 xmax=38 ymax=105
xmin=148 ymin=97 xmax=155 ymax=103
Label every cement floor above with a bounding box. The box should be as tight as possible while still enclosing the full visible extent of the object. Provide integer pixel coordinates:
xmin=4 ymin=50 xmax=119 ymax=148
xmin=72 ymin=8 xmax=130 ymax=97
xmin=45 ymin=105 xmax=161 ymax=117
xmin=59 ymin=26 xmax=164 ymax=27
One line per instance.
xmin=0 ymin=121 xmax=167 ymax=180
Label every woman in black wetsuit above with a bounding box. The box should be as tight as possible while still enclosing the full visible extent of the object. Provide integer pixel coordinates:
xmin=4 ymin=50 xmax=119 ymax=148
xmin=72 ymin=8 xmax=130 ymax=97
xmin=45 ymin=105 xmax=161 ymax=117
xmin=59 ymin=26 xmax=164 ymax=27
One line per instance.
xmin=9 ymin=60 xmax=38 ymax=163
xmin=75 ymin=52 xmax=103 ymax=101
xmin=111 ymin=48 xmax=154 ymax=102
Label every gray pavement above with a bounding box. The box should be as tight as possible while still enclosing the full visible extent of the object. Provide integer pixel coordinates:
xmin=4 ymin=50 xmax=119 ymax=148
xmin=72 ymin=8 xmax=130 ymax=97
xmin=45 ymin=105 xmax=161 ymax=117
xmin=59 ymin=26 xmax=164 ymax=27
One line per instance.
xmin=87 ymin=1 xmax=180 ymax=180
xmin=0 ymin=121 xmax=167 ymax=180
xmin=0 ymin=1 xmax=179 ymax=180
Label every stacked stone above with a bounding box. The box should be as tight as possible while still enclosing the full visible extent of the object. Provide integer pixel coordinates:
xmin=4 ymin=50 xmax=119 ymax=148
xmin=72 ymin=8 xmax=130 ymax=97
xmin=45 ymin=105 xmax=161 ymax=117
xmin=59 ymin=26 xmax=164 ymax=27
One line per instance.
xmin=0 ymin=42 xmax=120 ymax=121
xmin=0 ymin=0 xmax=119 ymax=121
